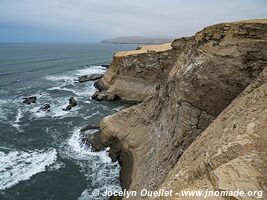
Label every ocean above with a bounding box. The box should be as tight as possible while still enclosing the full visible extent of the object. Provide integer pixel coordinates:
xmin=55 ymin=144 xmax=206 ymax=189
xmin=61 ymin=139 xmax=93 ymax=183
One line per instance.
xmin=0 ymin=43 xmax=137 ymax=200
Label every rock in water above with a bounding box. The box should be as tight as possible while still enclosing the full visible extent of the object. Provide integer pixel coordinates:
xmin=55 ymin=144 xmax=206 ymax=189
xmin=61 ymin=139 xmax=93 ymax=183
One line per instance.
xmin=63 ymin=105 xmax=72 ymax=111
xmin=22 ymin=96 xmax=37 ymax=104
xmin=63 ymin=97 xmax=77 ymax=111
xmin=69 ymin=97 xmax=77 ymax=107
xmin=80 ymin=124 xmax=100 ymax=132
xmin=91 ymin=91 xmax=120 ymax=101
xmin=79 ymin=125 xmax=105 ymax=151
xmin=38 ymin=104 xmax=50 ymax=112
xmin=77 ymin=74 xmax=103 ymax=83
xmin=101 ymin=64 xmax=109 ymax=68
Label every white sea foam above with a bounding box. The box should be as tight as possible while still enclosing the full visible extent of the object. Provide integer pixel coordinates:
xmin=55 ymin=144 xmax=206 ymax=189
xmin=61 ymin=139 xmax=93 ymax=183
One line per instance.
xmin=46 ymin=66 xmax=106 ymax=84
xmin=75 ymin=66 xmax=106 ymax=76
xmin=45 ymin=66 xmax=105 ymax=99
xmin=12 ymin=108 xmax=23 ymax=132
xmin=0 ymin=99 xmax=8 ymax=121
xmin=82 ymin=111 xmax=100 ymax=120
xmin=30 ymin=105 xmax=75 ymax=119
xmin=0 ymin=148 xmax=57 ymax=190
xmin=47 ymin=161 xmax=65 ymax=172
xmin=45 ymin=75 xmax=75 ymax=84
xmin=61 ymin=128 xmax=122 ymax=200
xmin=28 ymin=95 xmax=81 ymax=119
xmin=48 ymin=85 xmax=95 ymax=97
xmin=113 ymin=105 xmax=125 ymax=112
xmin=65 ymin=128 xmax=111 ymax=163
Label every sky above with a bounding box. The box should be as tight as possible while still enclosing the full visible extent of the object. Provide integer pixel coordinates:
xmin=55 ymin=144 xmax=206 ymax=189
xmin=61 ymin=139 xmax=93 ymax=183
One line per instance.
xmin=0 ymin=0 xmax=266 ymax=43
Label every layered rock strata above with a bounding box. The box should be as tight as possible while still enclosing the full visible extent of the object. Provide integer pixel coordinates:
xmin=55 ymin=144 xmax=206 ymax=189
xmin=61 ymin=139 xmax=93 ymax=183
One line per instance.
xmin=94 ymin=19 xmax=267 ymax=199
xmin=92 ymin=43 xmax=174 ymax=102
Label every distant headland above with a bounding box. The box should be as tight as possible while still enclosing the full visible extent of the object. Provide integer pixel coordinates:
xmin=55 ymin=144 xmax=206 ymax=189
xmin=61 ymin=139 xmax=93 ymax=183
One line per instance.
xmin=100 ymin=36 xmax=172 ymax=44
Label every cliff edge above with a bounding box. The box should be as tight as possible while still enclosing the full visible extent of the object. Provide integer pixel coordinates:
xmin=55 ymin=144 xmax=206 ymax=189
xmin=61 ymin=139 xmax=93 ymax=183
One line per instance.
xmin=92 ymin=43 xmax=173 ymax=102
xmin=94 ymin=19 xmax=267 ymax=199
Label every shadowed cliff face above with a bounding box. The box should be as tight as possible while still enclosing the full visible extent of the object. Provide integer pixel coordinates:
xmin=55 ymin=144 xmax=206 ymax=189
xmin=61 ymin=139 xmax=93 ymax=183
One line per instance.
xmin=150 ymin=67 xmax=267 ymax=200
xmin=97 ymin=19 xmax=267 ymax=199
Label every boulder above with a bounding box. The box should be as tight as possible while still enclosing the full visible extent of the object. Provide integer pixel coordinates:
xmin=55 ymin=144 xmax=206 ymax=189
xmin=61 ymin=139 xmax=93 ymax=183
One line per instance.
xmin=91 ymin=91 xmax=120 ymax=101
xmin=63 ymin=105 xmax=72 ymax=111
xmin=79 ymin=124 xmax=105 ymax=151
xmin=38 ymin=104 xmax=50 ymax=112
xmin=69 ymin=97 xmax=77 ymax=107
xmin=22 ymin=96 xmax=37 ymax=104
xmin=101 ymin=64 xmax=110 ymax=68
xmin=63 ymin=97 xmax=77 ymax=111
xmin=93 ymin=79 xmax=107 ymax=92
xmin=80 ymin=124 xmax=100 ymax=132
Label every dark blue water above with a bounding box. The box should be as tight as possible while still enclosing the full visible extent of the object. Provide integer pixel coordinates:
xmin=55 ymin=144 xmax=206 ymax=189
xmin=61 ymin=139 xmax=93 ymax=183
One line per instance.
xmin=0 ymin=43 xmax=137 ymax=200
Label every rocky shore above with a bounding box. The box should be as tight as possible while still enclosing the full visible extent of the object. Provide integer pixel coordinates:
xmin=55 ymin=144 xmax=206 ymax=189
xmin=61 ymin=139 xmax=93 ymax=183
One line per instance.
xmin=89 ymin=19 xmax=267 ymax=199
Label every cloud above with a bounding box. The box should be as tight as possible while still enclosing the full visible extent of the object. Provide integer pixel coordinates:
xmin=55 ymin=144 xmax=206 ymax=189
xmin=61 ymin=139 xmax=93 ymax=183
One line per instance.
xmin=0 ymin=0 xmax=266 ymax=42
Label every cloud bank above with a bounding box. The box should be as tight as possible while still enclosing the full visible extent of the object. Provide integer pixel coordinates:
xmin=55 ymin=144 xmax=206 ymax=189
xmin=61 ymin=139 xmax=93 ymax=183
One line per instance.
xmin=0 ymin=0 xmax=266 ymax=42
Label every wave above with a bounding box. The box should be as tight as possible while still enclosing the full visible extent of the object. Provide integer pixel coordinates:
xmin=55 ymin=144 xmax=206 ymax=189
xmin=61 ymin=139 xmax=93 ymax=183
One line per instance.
xmin=0 ymin=148 xmax=57 ymax=190
xmin=45 ymin=65 xmax=106 ymax=83
xmin=49 ymin=84 xmax=96 ymax=97
xmin=75 ymin=66 xmax=106 ymax=76
xmin=29 ymin=98 xmax=79 ymax=119
xmin=65 ymin=128 xmax=111 ymax=162
xmin=60 ymin=128 xmax=122 ymax=200
xmin=47 ymin=161 xmax=65 ymax=172
xmin=45 ymin=75 xmax=75 ymax=84
xmin=44 ymin=65 xmax=106 ymax=100
xmin=12 ymin=108 xmax=23 ymax=132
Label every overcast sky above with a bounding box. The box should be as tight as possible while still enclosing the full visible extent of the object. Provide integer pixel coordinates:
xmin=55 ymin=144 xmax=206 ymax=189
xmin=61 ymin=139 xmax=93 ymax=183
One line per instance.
xmin=0 ymin=0 xmax=266 ymax=42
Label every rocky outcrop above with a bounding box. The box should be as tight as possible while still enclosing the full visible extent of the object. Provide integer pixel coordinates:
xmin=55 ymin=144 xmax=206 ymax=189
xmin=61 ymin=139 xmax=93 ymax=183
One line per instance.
xmin=92 ymin=43 xmax=174 ymax=102
xmin=22 ymin=96 xmax=37 ymax=104
xmin=63 ymin=97 xmax=77 ymax=111
xmin=95 ymin=19 xmax=267 ymax=199
xmin=77 ymin=74 xmax=103 ymax=83
xmin=38 ymin=103 xmax=50 ymax=112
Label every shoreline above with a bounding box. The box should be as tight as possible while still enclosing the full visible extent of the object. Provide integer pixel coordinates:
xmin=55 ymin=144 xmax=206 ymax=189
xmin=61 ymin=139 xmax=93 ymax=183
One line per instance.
xmin=91 ymin=19 xmax=267 ymax=200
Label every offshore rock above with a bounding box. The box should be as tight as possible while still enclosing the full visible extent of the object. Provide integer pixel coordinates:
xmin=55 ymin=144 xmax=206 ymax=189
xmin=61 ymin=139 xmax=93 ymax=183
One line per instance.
xmin=38 ymin=104 xmax=50 ymax=112
xmin=22 ymin=96 xmax=37 ymax=104
xmin=77 ymin=74 xmax=103 ymax=83
xmin=63 ymin=97 xmax=77 ymax=111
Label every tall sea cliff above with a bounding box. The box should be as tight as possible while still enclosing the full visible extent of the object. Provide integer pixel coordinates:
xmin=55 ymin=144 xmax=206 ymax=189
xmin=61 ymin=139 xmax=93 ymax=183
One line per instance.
xmin=90 ymin=19 xmax=267 ymax=200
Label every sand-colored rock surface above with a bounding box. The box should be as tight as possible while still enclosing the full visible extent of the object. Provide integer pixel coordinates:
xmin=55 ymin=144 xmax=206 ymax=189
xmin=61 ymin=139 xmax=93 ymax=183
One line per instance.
xmin=95 ymin=19 xmax=267 ymax=199
xmin=115 ymin=43 xmax=172 ymax=57
xmin=149 ymin=68 xmax=267 ymax=200
xmin=92 ymin=43 xmax=174 ymax=102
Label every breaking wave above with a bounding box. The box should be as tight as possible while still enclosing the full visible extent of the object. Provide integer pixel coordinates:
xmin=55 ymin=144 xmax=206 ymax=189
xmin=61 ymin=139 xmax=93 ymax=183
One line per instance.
xmin=0 ymin=148 xmax=57 ymax=190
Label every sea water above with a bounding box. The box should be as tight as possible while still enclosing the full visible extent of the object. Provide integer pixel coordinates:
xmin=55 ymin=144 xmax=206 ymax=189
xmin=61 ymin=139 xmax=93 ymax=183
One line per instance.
xmin=0 ymin=43 xmax=137 ymax=200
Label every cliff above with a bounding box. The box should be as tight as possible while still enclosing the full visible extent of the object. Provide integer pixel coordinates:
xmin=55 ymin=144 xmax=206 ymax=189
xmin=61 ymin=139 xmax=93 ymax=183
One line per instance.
xmin=94 ymin=19 xmax=267 ymax=199
xmin=93 ymin=43 xmax=173 ymax=102
xmin=149 ymin=65 xmax=267 ymax=200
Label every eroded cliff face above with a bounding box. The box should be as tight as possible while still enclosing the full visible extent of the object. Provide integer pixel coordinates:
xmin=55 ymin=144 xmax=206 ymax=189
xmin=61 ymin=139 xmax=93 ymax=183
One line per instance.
xmin=97 ymin=19 xmax=267 ymax=199
xmin=93 ymin=43 xmax=174 ymax=102
xmin=151 ymin=67 xmax=267 ymax=200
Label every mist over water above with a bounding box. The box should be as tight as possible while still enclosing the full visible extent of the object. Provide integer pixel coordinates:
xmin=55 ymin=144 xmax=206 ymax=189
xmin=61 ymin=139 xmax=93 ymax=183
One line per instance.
xmin=0 ymin=43 xmax=137 ymax=200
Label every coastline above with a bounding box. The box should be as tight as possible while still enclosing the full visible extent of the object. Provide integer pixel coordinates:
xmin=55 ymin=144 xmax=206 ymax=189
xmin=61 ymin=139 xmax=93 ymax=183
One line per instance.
xmin=89 ymin=19 xmax=267 ymax=199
